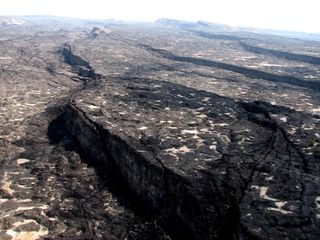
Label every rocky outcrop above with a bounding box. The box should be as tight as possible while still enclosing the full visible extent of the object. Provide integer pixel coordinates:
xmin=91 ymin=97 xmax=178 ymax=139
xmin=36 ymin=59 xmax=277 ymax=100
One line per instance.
xmin=88 ymin=27 xmax=111 ymax=39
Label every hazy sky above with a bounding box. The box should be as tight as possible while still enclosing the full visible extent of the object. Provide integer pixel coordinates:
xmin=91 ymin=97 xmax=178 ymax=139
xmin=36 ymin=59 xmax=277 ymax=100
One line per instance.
xmin=1 ymin=0 xmax=320 ymax=32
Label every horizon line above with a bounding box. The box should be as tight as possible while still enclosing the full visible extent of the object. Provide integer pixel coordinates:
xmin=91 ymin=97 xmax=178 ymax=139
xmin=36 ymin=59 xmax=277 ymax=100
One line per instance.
xmin=1 ymin=14 xmax=320 ymax=35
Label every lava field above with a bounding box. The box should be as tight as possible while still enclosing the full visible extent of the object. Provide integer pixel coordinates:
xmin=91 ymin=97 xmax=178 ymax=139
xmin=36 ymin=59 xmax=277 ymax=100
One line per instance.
xmin=0 ymin=16 xmax=320 ymax=240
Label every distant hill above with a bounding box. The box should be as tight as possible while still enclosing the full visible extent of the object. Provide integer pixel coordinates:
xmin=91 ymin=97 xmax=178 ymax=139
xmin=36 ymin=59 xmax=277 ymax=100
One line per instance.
xmin=0 ymin=15 xmax=319 ymax=41
xmin=154 ymin=18 xmax=320 ymax=42
xmin=155 ymin=18 xmax=199 ymax=29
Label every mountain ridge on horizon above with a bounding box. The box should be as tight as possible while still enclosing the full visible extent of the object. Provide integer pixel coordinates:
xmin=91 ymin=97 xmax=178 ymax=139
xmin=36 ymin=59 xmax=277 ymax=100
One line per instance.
xmin=1 ymin=15 xmax=320 ymax=41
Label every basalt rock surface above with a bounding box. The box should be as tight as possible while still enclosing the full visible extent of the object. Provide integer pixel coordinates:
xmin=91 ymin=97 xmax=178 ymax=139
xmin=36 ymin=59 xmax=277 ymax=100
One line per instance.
xmin=0 ymin=17 xmax=320 ymax=240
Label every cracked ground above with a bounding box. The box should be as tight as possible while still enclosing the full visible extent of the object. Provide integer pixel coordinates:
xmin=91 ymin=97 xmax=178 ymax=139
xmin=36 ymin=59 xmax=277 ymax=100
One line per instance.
xmin=0 ymin=17 xmax=320 ymax=239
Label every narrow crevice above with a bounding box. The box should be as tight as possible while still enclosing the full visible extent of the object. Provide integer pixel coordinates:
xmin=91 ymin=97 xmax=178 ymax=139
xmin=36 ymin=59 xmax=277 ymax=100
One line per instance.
xmin=58 ymin=42 xmax=101 ymax=81
xmin=139 ymin=44 xmax=320 ymax=90
xmin=59 ymin=43 xmax=91 ymax=69
xmin=240 ymin=101 xmax=311 ymax=173
xmin=190 ymin=30 xmax=248 ymax=41
xmin=47 ymin=107 xmax=171 ymax=240
xmin=48 ymin=108 xmax=153 ymax=216
xmin=48 ymin=103 xmax=233 ymax=240
xmin=240 ymin=42 xmax=320 ymax=65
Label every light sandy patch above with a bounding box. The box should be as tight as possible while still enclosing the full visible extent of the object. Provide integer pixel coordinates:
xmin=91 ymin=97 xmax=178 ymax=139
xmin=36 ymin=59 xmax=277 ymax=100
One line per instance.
xmin=165 ymin=146 xmax=192 ymax=154
xmin=212 ymin=123 xmax=229 ymax=127
xmin=1 ymin=172 xmax=14 ymax=195
xmin=209 ymin=145 xmax=217 ymax=150
xmin=16 ymin=158 xmax=30 ymax=165
xmin=87 ymin=105 xmax=99 ymax=110
xmin=252 ymin=185 xmax=292 ymax=215
xmin=182 ymin=129 xmax=199 ymax=134
xmin=280 ymin=117 xmax=287 ymax=123
xmin=6 ymin=225 xmax=48 ymax=240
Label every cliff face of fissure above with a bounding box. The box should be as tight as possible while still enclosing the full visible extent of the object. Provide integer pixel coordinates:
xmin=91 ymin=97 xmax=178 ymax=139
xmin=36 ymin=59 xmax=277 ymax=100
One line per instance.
xmin=52 ymin=105 xmax=205 ymax=239
xmin=45 ymin=97 xmax=308 ymax=240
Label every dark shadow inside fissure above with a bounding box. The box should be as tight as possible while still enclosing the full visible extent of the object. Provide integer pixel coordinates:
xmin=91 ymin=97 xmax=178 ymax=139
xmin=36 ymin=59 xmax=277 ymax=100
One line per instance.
xmin=47 ymin=111 xmax=153 ymax=217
